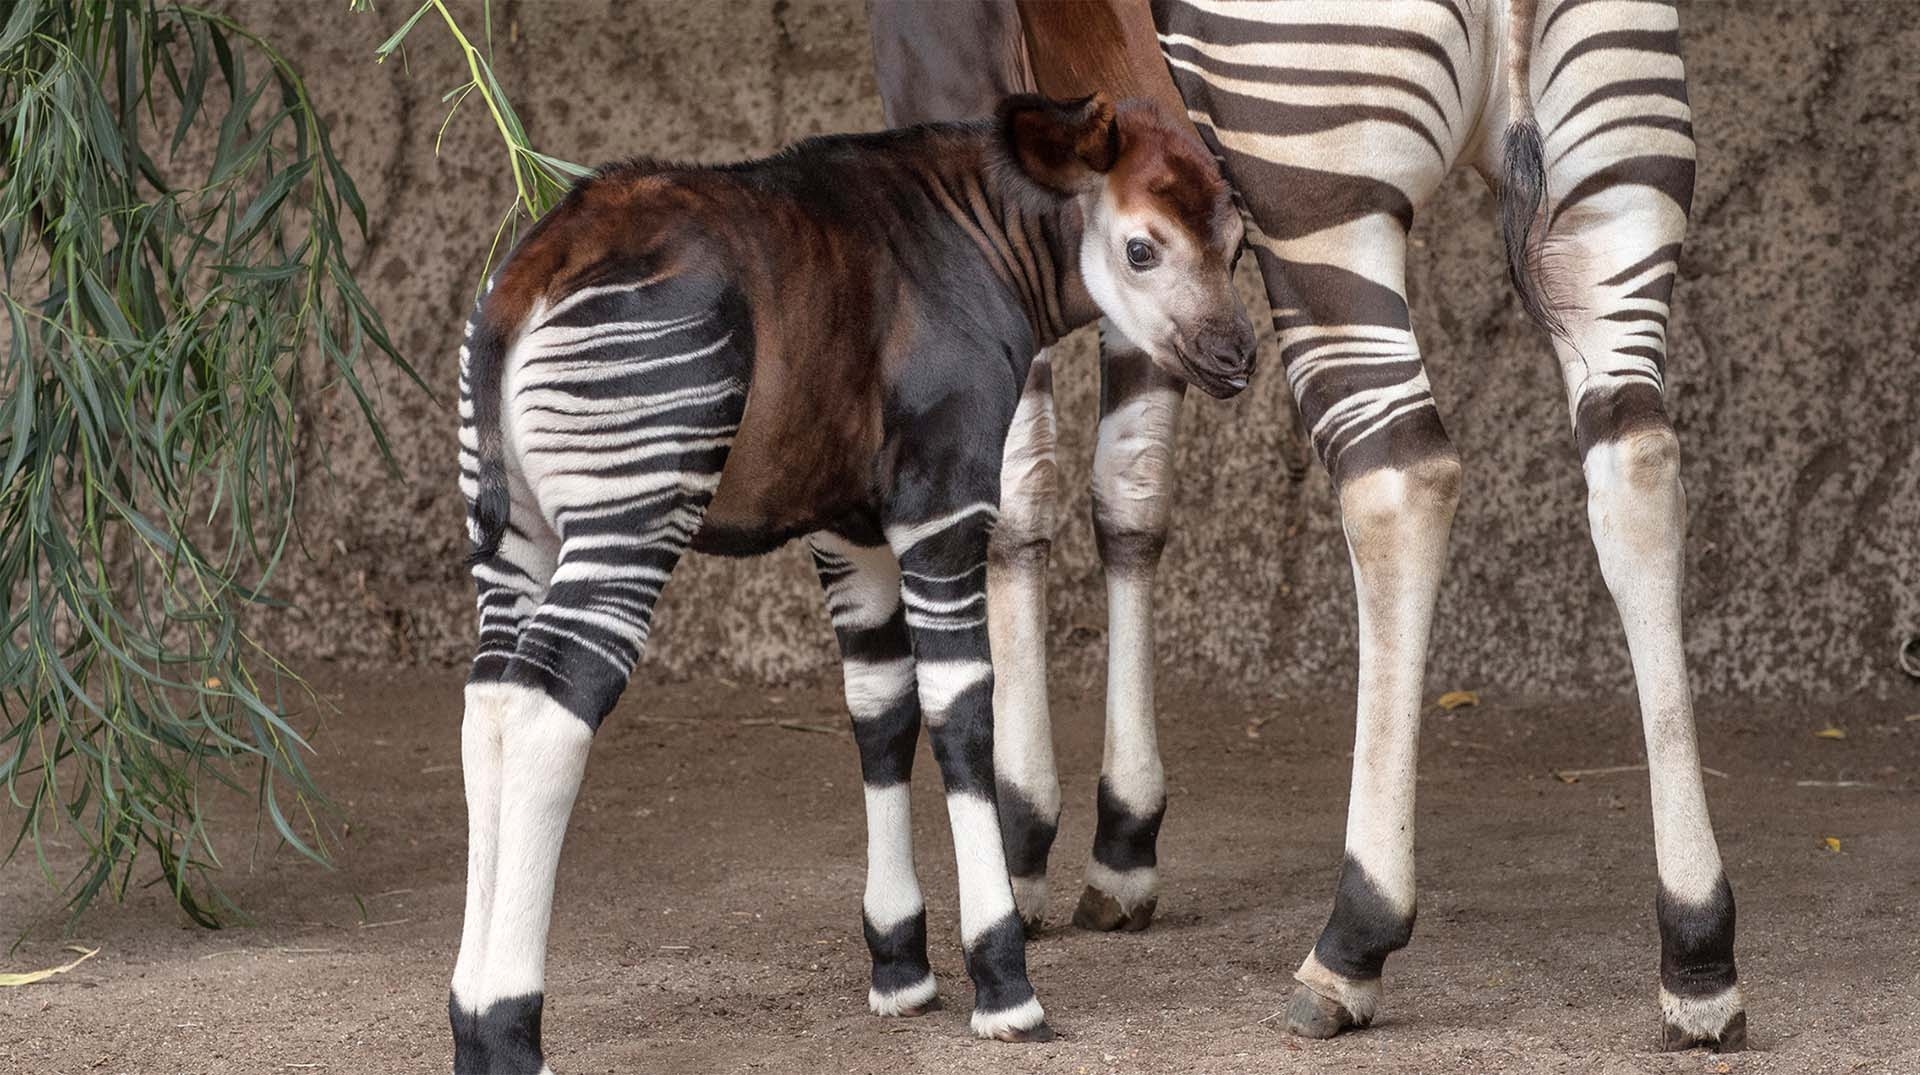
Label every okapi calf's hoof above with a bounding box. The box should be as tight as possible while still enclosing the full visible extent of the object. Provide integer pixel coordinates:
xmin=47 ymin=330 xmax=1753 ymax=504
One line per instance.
xmin=1071 ymin=884 xmax=1156 ymax=932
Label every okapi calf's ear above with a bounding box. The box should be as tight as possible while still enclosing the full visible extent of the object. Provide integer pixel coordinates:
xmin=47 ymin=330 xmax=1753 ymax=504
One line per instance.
xmin=1001 ymin=94 xmax=1119 ymax=194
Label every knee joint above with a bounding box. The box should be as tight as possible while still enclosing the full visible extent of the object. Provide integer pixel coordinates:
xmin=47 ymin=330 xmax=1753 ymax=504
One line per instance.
xmin=1339 ymin=451 xmax=1462 ymax=541
xmin=1617 ymin=425 xmax=1682 ymax=492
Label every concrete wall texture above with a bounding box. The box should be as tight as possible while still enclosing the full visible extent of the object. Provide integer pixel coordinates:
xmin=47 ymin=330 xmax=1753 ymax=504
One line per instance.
xmin=261 ymin=1 xmax=1919 ymax=702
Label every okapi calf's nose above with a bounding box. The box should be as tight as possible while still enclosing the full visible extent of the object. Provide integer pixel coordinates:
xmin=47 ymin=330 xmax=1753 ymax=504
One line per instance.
xmin=1180 ymin=310 xmax=1258 ymax=399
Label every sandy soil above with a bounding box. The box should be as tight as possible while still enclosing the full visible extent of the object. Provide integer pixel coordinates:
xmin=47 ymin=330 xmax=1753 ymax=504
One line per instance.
xmin=4 ymin=664 xmax=1918 ymax=1074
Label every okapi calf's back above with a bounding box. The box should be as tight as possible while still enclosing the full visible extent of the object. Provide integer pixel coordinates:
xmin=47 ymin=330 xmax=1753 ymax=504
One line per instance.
xmin=450 ymin=94 xmax=1253 ymax=1073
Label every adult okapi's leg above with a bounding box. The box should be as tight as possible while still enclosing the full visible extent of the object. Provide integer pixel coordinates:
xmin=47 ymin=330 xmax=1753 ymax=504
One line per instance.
xmin=986 ymin=354 xmax=1063 ymax=931
xmin=1075 ymin=331 xmax=1184 ymax=933
xmin=810 ymin=531 xmax=939 ymax=1017
xmin=1524 ymin=1 xmax=1743 ymax=1046
xmin=887 ymin=465 xmax=1050 ymax=1042
xmin=1252 ymin=217 xmax=1461 ymax=1040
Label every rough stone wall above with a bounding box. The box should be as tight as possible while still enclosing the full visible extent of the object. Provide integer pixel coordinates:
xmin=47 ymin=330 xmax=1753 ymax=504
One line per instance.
xmin=257 ymin=1 xmax=1919 ymax=702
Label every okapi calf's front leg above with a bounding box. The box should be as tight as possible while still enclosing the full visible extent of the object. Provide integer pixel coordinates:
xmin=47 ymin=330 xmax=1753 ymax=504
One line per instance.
xmin=889 ymin=485 xmax=1049 ymax=1041
xmin=810 ymin=533 xmax=939 ymax=1017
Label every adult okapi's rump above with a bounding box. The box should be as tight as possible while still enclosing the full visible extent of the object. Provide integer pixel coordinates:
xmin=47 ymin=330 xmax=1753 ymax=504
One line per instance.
xmin=448 ymin=93 xmax=1253 ymax=1073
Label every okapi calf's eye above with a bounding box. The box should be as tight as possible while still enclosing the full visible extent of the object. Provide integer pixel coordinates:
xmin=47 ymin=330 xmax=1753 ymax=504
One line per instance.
xmin=447 ymin=91 xmax=1251 ymax=1072
xmin=1126 ymin=237 xmax=1158 ymax=270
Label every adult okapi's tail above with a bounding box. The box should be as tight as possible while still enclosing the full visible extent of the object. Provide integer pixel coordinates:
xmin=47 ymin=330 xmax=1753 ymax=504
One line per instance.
xmin=1498 ymin=0 xmax=1565 ymax=338
xmin=460 ymin=298 xmax=513 ymax=566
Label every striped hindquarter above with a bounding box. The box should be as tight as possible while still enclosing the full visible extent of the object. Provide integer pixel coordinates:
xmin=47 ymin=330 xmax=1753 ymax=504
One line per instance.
xmin=451 ymin=271 xmax=749 ymax=1075
xmin=1153 ymin=0 xmax=1741 ymax=1049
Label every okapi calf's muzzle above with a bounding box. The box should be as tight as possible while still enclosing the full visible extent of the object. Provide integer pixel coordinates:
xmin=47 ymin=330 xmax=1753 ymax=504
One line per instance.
xmin=1175 ymin=309 xmax=1257 ymax=399
xmin=448 ymin=91 xmax=1246 ymax=1072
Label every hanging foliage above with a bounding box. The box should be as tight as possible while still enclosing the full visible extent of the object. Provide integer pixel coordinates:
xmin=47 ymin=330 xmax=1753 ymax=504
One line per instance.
xmin=0 ymin=0 xmax=417 ymax=925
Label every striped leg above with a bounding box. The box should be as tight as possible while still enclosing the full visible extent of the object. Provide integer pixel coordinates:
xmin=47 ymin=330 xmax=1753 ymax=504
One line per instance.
xmin=450 ymin=496 xmax=558 ymax=1074
xmin=1531 ymin=1 xmax=1742 ymax=1048
xmin=810 ymin=532 xmax=938 ymax=1018
xmin=888 ymin=499 xmax=1050 ymax=1042
xmin=987 ymin=354 xmax=1063 ymax=932
xmin=1075 ymin=331 xmax=1183 ymax=933
xmin=1554 ymin=245 xmax=1742 ymax=1052
xmin=451 ymin=491 xmax=708 ymax=1074
xmin=1250 ymin=216 xmax=1460 ymax=1039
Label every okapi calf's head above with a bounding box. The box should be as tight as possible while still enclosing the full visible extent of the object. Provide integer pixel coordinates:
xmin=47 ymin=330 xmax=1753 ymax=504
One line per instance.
xmin=1005 ymin=94 xmax=1255 ymax=397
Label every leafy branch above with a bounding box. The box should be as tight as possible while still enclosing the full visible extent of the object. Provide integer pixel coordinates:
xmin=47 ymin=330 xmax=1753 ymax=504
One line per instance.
xmin=1 ymin=0 xmax=417 ymax=926
xmin=355 ymin=0 xmax=589 ymax=273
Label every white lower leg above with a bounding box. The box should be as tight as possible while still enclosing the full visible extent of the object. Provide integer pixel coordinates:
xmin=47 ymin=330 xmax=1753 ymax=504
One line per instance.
xmin=475 ymin=687 xmax=594 ymax=1008
xmin=451 ymin=681 xmax=511 ymax=1006
xmin=1586 ymin=433 xmax=1724 ymax=903
xmin=1585 ymin=431 xmax=1742 ymax=1044
xmin=1292 ymin=461 xmax=1457 ymax=1030
xmin=988 ymin=551 xmax=1059 ymax=921
xmin=1085 ymin=351 xmax=1180 ymax=917
xmin=948 ymin=792 xmax=1046 ymax=1037
xmin=1087 ymin=571 xmax=1164 ymax=910
xmin=861 ymin=782 xmax=935 ymax=1015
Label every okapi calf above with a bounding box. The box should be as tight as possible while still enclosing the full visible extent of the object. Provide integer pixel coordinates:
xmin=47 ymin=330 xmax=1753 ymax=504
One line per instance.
xmin=449 ymin=94 xmax=1254 ymax=1072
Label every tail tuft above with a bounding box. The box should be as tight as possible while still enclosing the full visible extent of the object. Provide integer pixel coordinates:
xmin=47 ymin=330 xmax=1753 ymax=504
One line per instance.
xmin=1499 ymin=118 xmax=1565 ymax=338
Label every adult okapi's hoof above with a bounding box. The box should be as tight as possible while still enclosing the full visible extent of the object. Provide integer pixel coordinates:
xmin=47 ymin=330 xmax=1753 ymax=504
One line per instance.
xmin=1072 ymin=885 xmax=1156 ymax=932
xmin=1286 ymin=983 xmax=1365 ymax=1039
xmin=971 ymin=998 xmax=1052 ymax=1042
xmin=1660 ymin=988 xmax=1748 ymax=1052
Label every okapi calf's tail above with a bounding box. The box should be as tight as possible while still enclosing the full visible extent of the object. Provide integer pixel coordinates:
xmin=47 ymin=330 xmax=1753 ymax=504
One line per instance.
xmin=461 ymin=306 xmax=513 ymax=567
xmin=461 ymin=238 xmax=554 ymax=566
xmin=1498 ymin=0 xmax=1565 ymax=338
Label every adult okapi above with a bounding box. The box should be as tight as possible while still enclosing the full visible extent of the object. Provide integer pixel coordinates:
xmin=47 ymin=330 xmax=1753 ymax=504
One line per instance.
xmin=447 ymin=88 xmax=1255 ymax=1069
xmin=870 ymin=0 xmax=1744 ymax=1052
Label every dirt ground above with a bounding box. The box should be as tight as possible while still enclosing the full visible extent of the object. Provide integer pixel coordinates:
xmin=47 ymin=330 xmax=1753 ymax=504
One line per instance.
xmin=4 ymin=663 xmax=1918 ymax=1075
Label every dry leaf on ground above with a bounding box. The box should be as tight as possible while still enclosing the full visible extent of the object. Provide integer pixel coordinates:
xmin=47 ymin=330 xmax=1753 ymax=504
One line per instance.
xmin=1813 ymin=726 xmax=1847 ymax=740
xmin=1823 ymin=836 xmax=1843 ymax=853
xmin=1437 ymin=690 xmax=1480 ymax=711
xmin=0 ymin=946 xmax=99 ymax=988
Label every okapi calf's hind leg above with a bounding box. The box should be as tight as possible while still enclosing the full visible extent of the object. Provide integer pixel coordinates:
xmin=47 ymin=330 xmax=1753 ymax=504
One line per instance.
xmin=811 ymin=533 xmax=939 ymax=1017
xmin=450 ymin=271 xmax=744 ymax=1071
xmin=986 ymin=354 xmax=1064 ymax=933
xmin=888 ymin=490 xmax=1050 ymax=1042
xmin=1075 ymin=331 xmax=1184 ymax=933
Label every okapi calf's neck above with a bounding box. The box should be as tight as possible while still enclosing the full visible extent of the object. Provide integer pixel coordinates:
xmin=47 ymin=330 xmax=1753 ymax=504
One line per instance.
xmin=450 ymin=94 xmax=1250 ymax=1073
